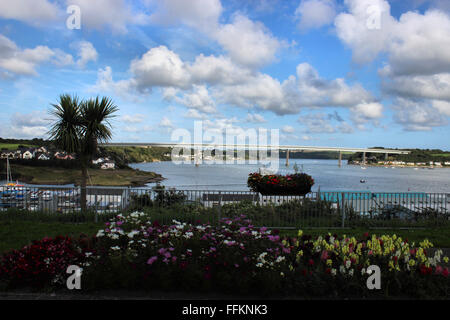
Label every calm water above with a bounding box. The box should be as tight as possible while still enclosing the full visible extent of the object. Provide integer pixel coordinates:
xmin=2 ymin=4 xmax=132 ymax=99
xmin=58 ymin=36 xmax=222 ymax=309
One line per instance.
xmin=130 ymin=159 xmax=450 ymax=193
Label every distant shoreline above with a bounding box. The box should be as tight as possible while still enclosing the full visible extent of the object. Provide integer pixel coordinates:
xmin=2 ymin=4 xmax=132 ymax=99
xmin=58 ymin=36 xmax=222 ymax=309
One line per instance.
xmin=348 ymin=163 xmax=449 ymax=169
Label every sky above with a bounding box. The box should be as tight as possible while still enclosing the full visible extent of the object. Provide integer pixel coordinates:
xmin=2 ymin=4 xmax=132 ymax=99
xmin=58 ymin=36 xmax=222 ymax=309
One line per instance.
xmin=0 ymin=0 xmax=449 ymax=150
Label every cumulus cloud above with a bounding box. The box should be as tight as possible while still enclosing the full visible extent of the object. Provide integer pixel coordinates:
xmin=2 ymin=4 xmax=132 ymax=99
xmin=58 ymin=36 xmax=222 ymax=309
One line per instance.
xmin=246 ymin=113 xmax=266 ymax=123
xmin=298 ymin=112 xmax=355 ymax=134
xmin=0 ymin=35 xmax=73 ymax=76
xmin=67 ymin=0 xmax=149 ymax=33
xmin=335 ymin=0 xmax=395 ymax=64
xmin=72 ymin=41 xmax=98 ymax=68
xmin=295 ymin=0 xmax=337 ymax=31
xmin=149 ymin=0 xmax=222 ymax=30
xmin=350 ymin=102 xmax=384 ymax=126
xmin=159 ymin=116 xmax=175 ymax=129
xmin=335 ymin=0 xmax=450 ymax=130
xmin=121 ymin=114 xmax=145 ymax=123
xmin=282 ymin=125 xmax=295 ymax=134
xmin=213 ymin=14 xmax=281 ymax=68
xmin=1 ymin=111 xmax=52 ymax=139
xmin=148 ymin=1 xmax=281 ymax=68
xmin=129 ymin=46 xmax=190 ymax=92
xmin=174 ymin=85 xmax=217 ymax=114
xmin=98 ymin=45 xmax=375 ymax=117
xmin=392 ymin=98 xmax=448 ymax=131
xmin=0 ymin=0 xmax=60 ymax=25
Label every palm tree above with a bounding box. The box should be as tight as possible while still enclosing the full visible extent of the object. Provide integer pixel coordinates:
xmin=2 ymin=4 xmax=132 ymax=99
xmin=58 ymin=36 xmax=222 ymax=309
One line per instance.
xmin=49 ymin=94 xmax=118 ymax=212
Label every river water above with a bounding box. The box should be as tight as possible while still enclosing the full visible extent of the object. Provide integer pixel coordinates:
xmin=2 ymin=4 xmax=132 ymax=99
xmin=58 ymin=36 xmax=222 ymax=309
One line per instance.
xmin=130 ymin=159 xmax=450 ymax=193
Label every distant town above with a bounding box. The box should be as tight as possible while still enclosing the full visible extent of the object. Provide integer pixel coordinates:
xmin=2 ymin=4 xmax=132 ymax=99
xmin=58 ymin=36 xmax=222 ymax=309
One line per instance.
xmin=1 ymin=146 xmax=116 ymax=170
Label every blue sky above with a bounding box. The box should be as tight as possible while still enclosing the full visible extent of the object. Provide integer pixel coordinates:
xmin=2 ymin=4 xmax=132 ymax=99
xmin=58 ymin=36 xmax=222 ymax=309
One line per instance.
xmin=0 ymin=0 xmax=449 ymax=150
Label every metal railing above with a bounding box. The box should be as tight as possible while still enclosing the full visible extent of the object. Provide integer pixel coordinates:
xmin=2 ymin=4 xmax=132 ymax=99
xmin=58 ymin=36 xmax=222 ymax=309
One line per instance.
xmin=1 ymin=185 xmax=449 ymax=228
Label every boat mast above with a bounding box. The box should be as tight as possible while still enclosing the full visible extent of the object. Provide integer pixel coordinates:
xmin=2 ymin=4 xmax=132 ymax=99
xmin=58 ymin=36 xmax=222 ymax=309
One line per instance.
xmin=6 ymin=156 xmax=12 ymax=184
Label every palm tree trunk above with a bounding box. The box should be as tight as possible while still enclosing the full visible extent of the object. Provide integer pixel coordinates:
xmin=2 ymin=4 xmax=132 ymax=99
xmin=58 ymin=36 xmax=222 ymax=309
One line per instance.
xmin=80 ymin=160 xmax=88 ymax=213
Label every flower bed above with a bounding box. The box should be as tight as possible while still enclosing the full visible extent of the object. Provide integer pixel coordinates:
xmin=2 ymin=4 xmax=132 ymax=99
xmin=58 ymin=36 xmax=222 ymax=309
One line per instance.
xmin=0 ymin=213 xmax=449 ymax=298
xmin=247 ymin=172 xmax=314 ymax=196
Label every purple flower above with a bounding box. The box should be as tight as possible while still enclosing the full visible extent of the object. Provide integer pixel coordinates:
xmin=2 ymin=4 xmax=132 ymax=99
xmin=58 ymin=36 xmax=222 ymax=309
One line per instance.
xmin=116 ymin=221 xmax=124 ymax=226
xmin=147 ymin=256 xmax=158 ymax=265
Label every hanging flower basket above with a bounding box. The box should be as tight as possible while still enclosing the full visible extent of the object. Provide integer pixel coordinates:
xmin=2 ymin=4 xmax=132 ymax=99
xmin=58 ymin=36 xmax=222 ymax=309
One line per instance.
xmin=247 ymin=172 xmax=314 ymax=196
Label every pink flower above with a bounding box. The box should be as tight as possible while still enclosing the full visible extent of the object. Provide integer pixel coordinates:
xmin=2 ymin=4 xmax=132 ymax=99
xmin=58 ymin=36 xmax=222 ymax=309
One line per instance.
xmin=147 ymin=256 xmax=157 ymax=265
xmin=435 ymin=265 xmax=443 ymax=275
xmin=320 ymin=250 xmax=329 ymax=261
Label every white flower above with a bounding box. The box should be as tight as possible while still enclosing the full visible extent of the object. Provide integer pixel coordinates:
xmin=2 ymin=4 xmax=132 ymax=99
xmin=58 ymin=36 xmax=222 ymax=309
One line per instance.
xmin=345 ymin=260 xmax=351 ymax=269
xmin=96 ymin=230 xmax=105 ymax=238
xmin=127 ymin=230 xmax=139 ymax=238
xmin=85 ymin=252 xmax=92 ymax=258
xmin=331 ymin=269 xmax=337 ymax=276
xmin=340 ymin=265 xmax=346 ymax=274
xmin=111 ymin=246 xmax=121 ymax=251
xmin=349 ymin=269 xmax=354 ymax=277
xmin=256 ymin=263 xmax=263 ymax=268
xmin=275 ymin=256 xmax=285 ymax=263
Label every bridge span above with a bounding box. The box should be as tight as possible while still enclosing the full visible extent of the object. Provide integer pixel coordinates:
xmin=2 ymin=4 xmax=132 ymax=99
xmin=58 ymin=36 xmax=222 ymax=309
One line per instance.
xmin=101 ymin=143 xmax=410 ymax=167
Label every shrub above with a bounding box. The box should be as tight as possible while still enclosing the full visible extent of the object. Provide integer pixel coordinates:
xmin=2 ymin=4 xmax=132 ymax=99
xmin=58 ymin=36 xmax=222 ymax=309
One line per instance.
xmin=0 ymin=236 xmax=91 ymax=290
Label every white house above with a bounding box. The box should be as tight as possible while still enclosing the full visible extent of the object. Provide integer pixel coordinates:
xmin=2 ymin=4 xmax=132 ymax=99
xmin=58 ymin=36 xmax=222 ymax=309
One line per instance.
xmin=22 ymin=150 xmax=35 ymax=159
xmin=92 ymin=158 xmax=104 ymax=165
xmin=101 ymin=161 xmax=115 ymax=170
xmin=37 ymin=153 xmax=50 ymax=161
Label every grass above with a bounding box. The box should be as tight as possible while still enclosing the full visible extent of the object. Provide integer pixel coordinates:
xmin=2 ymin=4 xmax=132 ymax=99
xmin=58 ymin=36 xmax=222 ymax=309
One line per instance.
xmin=0 ymin=220 xmax=103 ymax=254
xmin=0 ymin=144 xmax=35 ymax=150
xmin=11 ymin=164 xmax=162 ymax=186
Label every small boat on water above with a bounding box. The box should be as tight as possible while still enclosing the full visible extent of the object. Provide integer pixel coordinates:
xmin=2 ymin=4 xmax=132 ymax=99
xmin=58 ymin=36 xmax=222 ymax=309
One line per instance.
xmin=360 ymin=167 xmax=367 ymax=170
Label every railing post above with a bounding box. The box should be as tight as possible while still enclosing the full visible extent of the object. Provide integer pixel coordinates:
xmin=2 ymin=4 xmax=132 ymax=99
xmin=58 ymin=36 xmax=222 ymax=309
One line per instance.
xmin=341 ymin=192 xmax=345 ymax=228
xmin=217 ymin=191 xmax=222 ymax=226
xmin=94 ymin=193 xmax=98 ymax=223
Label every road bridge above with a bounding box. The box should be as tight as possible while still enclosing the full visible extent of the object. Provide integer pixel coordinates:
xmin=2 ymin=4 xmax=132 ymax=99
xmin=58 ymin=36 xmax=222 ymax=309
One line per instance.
xmin=101 ymin=143 xmax=410 ymax=167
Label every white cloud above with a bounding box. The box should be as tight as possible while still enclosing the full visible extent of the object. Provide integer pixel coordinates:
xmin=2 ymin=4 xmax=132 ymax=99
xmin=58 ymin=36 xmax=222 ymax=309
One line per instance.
xmin=383 ymin=73 xmax=450 ymax=102
xmin=121 ymin=114 xmax=145 ymax=123
xmin=298 ymin=112 xmax=356 ymax=134
xmin=0 ymin=0 xmax=60 ymax=25
xmin=149 ymin=0 xmax=222 ymax=30
xmin=67 ymin=0 xmax=149 ymax=33
xmin=174 ymin=85 xmax=217 ymax=114
xmin=335 ymin=1 xmax=450 ymax=75
xmin=99 ymin=46 xmax=374 ymax=117
xmin=350 ymin=101 xmax=384 ymax=124
xmin=282 ymin=125 xmax=295 ymax=134
xmin=0 ymin=35 xmax=72 ymax=76
xmin=184 ymin=109 xmax=209 ymax=119
xmin=295 ymin=0 xmax=337 ymax=31
xmin=246 ymin=113 xmax=266 ymax=123
xmin=148 ymin=1 xmax=281 ymax=68
xmin=129 ymin=46 xmax=190 ymax=92
xmin=72 ymin=41 xmax=98 ymax=68
xmin=392 ymin=98 xmax=448 ymax=131
xmin=334 ymin=0 xmax=396 ymax=64
xmin=159 ymin=116 xmax=174 ymax=128
xmin=213 ymin=14 xmax=281 ymax=68
xmin=1 ymin=111 xmax=52 ymax=139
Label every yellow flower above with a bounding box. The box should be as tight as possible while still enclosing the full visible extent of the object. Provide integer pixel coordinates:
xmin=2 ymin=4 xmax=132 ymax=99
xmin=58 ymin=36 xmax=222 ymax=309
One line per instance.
xmin=298 ymin=230 xmax=303 ymax=237
xmin=444 ymin=257 xmax=449 ymax=263
xmin=409 ymin=259 xmax=416 ymax=267
xmin=326 ymin=259 xmax=333 ymax=266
